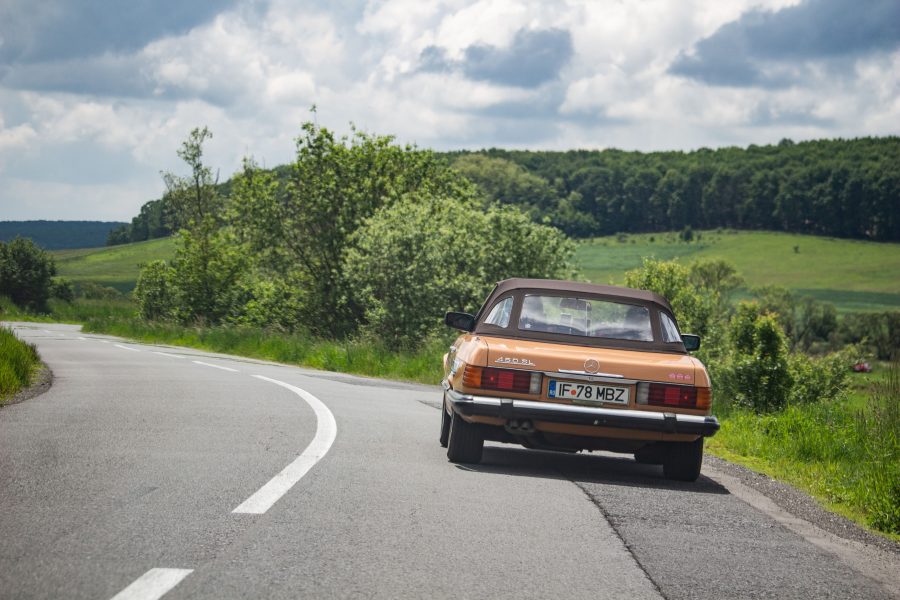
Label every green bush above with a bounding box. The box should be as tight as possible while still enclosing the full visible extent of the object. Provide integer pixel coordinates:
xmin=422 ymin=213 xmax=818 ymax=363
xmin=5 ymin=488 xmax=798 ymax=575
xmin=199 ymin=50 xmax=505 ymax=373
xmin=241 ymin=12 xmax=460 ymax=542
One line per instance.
xmin=788 ymin=347 xmax=854 ymax=405
xmin=345 ymin=191 xmax=575 ymax=348
xmin=623 ymin=258 xmax=719 ymax=339
xmin=0 ymin=237 xmax=57 ymax=312
xmin=51 ymin=277 xmax=75 ymax=303
xmin=78 ymin=281 xmax=121 ymax=300
xmin=134 ymin=260 xmax=176 ymax=321
xmin=717 ymin=302 xmax=793 ymax=412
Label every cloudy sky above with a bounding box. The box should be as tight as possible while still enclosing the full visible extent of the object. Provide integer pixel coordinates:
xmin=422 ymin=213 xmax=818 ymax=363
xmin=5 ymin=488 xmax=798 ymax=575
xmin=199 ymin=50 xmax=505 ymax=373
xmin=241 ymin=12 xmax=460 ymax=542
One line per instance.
xmin=1 ymin=0 xmax=899 ymax=221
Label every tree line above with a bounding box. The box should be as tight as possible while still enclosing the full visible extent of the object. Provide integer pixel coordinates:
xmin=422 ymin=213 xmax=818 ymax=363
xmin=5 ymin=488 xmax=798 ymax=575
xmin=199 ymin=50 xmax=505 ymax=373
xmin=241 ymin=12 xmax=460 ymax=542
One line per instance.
xmin=133 ymin=124 xmax=574 ymax=345
xmin=447 ymin=137 xmax=900 ymax=241
xmin=110 ymin=136 xmax=900 ymax=246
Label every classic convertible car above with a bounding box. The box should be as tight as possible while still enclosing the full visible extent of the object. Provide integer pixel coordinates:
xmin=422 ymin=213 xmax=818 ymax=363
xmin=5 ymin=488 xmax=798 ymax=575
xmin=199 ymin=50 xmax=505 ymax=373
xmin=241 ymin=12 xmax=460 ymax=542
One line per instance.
xmin=440 ymin=278 xmax=719 ymax=481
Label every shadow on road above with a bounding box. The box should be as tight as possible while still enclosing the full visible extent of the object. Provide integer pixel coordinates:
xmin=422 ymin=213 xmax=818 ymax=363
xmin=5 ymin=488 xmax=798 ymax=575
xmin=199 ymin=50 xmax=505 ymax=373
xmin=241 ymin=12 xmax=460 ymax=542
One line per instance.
xmin=453 ymin=445 xmax=728 ymax=495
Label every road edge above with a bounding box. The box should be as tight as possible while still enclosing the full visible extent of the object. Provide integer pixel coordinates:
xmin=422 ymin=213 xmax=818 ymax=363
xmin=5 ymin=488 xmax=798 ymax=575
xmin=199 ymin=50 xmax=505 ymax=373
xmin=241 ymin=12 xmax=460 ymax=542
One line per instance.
xmin=702 ymin=460 xmax=900 ymax=598
xmin=1 ymin=361 xmax=52 ymax=408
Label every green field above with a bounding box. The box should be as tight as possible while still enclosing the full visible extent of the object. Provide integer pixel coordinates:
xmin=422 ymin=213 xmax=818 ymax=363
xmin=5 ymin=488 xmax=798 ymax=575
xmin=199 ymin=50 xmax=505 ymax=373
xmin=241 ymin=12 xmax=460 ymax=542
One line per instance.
xmin=576 ymin=230 xmax=900 ymax=312
xmin=53 ymin=237 xmax=176 ymax=293
xmin=49 ymin=231 xmax=900 ymax=312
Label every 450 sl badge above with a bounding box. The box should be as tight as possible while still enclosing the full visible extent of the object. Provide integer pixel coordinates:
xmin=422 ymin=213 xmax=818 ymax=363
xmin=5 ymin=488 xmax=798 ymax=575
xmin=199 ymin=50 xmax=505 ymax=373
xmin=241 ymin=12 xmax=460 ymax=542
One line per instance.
xmin=494 ymin=357 xmax=536 ymax=366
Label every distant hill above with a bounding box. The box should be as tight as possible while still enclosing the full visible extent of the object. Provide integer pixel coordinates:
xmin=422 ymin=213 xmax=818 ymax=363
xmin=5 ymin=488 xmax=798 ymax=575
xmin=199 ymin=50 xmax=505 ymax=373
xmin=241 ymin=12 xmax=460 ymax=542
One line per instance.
xmin=576 ymin=230 xmax=900 ymax=313
xmin=0 ymin=221 xmax=127 ymax=250
xmin=53 ymin=236 xmax=176 ymax=293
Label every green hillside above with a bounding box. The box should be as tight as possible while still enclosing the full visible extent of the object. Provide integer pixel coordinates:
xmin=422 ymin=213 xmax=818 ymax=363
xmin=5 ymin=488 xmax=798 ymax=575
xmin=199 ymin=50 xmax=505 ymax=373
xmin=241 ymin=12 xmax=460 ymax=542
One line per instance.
xmin=576 ymin=230 xmax=900 ymax=313
xmin=53 ymin=236 xmax=176 ymax=293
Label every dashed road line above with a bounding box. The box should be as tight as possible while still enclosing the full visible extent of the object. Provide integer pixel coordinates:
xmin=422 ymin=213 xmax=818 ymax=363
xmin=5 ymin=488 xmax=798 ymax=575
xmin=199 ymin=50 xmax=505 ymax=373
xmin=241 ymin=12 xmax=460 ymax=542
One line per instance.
xmin=109 ymin=568 xmax=193 ymax=600
xmin=114 ymin=344 xmax=141 ymax=352
xmin=193 ymin=360 xmax=238 ymax=372
xmin=153 ymin=351 xmax=185 ymax=359
xmin=232 ymin=375 xmax=337 ymax=514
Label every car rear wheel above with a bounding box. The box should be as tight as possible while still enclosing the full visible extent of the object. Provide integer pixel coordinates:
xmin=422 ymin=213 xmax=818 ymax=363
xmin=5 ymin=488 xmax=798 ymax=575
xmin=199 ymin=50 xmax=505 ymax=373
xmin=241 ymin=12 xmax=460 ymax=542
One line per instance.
xmin=439 ymin=396 xmax=450 ymax=448
xmin=662 ymin=437 xmax=703 ymax=482
xmin=446 ymin=410 xmax=484 ymax=464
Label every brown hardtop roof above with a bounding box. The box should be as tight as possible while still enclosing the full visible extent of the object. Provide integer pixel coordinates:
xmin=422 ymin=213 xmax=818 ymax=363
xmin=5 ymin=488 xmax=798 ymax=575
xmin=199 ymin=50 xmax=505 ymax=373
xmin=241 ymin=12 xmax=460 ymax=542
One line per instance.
xmin=491 ymin=278 xmax=674 ymax=312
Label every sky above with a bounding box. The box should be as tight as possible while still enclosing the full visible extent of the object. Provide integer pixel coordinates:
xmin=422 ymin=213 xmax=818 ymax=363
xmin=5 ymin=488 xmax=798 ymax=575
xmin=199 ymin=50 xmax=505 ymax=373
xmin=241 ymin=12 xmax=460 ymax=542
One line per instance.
xmin=1 ymin=0 xmax=899 ymax=221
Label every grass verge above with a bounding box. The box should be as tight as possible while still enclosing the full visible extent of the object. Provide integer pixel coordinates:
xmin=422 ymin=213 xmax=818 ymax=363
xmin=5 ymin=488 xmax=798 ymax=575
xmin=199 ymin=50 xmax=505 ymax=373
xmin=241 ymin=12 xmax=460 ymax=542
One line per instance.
xmin=707 ymin=364 xmax=900 ymax=540
xmin=0 ymin=326 xmax=41 ymax=404
xmin=83 ymin=318 xmax=447 ymax=385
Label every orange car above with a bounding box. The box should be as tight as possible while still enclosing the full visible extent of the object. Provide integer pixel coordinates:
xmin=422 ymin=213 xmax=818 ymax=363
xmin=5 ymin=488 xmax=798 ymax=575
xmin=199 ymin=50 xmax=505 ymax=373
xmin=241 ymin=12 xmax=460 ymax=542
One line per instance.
xmin=440 ymin=278 xmax=719 ymax=481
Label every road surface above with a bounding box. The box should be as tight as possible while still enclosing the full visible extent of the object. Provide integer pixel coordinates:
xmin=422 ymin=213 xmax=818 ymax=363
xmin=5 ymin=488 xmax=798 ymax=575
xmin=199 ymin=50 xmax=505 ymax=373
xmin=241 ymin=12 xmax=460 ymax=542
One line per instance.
xmin=1 ymin=322 xmax=897 ymax=599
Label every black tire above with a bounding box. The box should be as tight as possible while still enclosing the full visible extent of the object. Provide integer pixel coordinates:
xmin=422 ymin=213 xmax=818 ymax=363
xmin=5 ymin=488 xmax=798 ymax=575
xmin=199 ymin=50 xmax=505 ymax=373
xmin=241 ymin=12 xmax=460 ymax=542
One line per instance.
xmin=446 ymin=409 xmax=484 ymax=464
xmin=439 ymin=396 xmax=451 ymax=448
xmin=634 ymin=444 xmax=663 ymax=465
xmin=662 ymin=437 xmax=704 ymax=482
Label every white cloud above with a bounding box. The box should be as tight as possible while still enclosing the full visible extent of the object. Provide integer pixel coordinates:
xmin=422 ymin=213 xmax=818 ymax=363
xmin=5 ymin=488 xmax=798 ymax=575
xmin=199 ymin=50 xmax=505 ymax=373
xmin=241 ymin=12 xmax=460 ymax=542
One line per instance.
xmin=0 ymin=0 xmax=898 ymax=220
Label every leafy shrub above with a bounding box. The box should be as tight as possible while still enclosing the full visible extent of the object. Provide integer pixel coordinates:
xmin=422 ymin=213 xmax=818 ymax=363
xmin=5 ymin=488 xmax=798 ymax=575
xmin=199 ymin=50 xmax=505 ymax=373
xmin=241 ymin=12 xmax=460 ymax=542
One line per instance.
xmin=345 ymin=191 xmax=575 ymax=348
xmin=134 ymin=260 xmax=176 ymax=321
xmin=787 ymin=347 xmax=853 ymax=405
xmin=0 ymin=237 xmax=57 ymax=312
xmin=51 ymin=277 xmax=75 ymax=303
xmin=623 ymin=258 xmax=719 ymax=338
xmin=717 ymin=302 xmax=793 ymax=412
xmin=227 ymin=278 xmax=304 ymax=331
xmin=78 ymin=281 xmax=121 ymax=300
xmin=839 ymin=311 xmax=900 ymax=360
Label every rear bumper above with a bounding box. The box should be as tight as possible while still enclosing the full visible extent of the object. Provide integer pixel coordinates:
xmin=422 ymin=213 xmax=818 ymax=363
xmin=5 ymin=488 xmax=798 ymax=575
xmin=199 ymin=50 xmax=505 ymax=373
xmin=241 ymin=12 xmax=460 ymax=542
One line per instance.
xmin=442 ymin=382 xmax=720 ymax=437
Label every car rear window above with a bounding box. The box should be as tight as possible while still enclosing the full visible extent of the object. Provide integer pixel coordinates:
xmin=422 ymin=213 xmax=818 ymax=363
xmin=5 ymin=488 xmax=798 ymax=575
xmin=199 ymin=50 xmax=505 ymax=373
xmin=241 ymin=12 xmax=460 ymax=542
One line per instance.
xmin=518 ymin=295 xmax=653 ymax=341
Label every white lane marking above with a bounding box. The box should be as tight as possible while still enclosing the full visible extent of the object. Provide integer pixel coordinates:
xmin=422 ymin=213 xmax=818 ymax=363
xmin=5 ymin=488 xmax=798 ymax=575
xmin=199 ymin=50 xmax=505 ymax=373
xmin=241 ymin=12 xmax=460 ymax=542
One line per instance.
xmin=77 ymin=336 xmax=87 ymax=340
xmin=233 ymin=375 xmax=337 ymax=514
xmin=153 ymin=351 xmax=185 ymax=359
xmin=114 ymin=344 xmax=140 ymax=352
xmin=193 ymin=360 xmax=238 ymax=372
xmin=109 ymin=568 xmax=193 ymax=600
xmin=100 ymin=340 xmax=111 ymax=344
xmin=43 ymin=329 xmax=53 ymax=334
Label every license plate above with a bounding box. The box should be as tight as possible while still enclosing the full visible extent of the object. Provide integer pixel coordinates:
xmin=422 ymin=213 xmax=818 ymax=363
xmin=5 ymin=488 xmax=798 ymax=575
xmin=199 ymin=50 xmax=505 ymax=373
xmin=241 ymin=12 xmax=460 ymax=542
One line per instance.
xmin=548 ymin=379 xmax=629 ymax=405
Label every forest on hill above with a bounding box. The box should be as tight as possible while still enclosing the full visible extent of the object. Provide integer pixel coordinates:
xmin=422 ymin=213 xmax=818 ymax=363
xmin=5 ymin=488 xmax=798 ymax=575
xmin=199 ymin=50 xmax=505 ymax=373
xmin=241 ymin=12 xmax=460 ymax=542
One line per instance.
xmin=447 ymin=136 xmax=900 ymax=241
xmin=107 ymin=136 xmax=900 ymax=246
xmin=1 ymin=220 xmax=125 ymax=250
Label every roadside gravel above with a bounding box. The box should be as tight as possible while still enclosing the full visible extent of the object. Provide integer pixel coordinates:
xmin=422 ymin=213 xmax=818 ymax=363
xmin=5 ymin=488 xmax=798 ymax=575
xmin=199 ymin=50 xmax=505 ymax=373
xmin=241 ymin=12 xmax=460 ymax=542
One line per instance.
xmin=705 ymin=454 xmax=899 ymax=554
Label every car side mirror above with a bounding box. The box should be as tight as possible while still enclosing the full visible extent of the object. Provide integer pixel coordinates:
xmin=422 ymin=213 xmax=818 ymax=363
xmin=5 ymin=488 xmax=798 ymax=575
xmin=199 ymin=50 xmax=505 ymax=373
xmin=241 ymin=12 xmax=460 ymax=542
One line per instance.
xmin=445 ymin=311 xmax=476 ymax=332
xmin=682 ymin=334 xmax=701 ymax=352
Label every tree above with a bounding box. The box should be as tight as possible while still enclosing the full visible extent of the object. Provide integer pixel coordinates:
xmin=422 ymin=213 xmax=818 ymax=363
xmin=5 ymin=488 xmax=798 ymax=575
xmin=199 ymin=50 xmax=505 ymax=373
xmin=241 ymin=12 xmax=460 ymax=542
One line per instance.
xmin=233 ymin=120 xmax=466 ymax=337
xmin=136 ymin=127 xmax=243 ymax=324
xmin=0 ymin=237 xmax=57 ymax=312
xmin=344 ymin=191 xmax=576 ymax=347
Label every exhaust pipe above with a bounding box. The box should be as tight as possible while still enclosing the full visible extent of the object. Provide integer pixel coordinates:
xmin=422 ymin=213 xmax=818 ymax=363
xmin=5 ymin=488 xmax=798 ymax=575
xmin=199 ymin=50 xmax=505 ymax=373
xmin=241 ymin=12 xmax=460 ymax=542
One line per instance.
xmin=505 ymin=419 xmax=535 ymax=435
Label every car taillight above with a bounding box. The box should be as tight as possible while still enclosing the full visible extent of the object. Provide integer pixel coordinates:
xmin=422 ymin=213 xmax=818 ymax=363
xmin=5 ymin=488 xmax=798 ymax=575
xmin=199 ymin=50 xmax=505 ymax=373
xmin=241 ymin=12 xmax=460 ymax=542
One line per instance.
xmin=636 ymin=382 xmax=708 ymax=409
xmin=463 ymin=366 xmax=541 ymax=394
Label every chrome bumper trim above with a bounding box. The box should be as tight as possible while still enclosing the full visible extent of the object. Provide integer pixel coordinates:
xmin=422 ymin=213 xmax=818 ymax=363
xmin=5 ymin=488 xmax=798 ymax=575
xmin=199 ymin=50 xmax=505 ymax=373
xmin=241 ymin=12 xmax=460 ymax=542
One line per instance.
xmin=442 ymin=381 xmax=719 ymax=436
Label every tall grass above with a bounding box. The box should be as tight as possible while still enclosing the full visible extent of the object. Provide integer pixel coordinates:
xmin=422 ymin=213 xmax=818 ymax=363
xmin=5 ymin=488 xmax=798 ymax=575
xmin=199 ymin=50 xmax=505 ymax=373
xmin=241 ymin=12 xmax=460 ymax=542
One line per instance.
xmin=0 ymin=295 xmax=135 ymax=323
xmin=83 ymin=318 xmax=447 ymax=384
xmin=0 ymin=326 xmax=40 ymax=402
xmin=708 ymin=363 xmax=900 ymax=537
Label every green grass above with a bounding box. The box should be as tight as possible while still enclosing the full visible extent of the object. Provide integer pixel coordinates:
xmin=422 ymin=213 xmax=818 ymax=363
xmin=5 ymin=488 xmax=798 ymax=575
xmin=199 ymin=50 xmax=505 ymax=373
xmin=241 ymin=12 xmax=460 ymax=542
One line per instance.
xmin=82 ymin=318 xmax=447 ymax=385
xmin=53 ymin=237 xmax=176 ymax=293
xmin=576 ymin=231 xmax=900 ymax=312
xmin=0 ymin=326 xmax=41 ymax=404
xmin=707 ymin=363 xmax=900 ymax=539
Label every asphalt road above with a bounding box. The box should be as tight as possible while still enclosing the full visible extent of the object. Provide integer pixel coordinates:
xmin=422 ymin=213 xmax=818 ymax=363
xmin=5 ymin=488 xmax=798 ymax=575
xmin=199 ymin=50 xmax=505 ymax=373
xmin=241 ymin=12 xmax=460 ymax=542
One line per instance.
xmin=1 ymin=322 xmax=897 ymax=599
